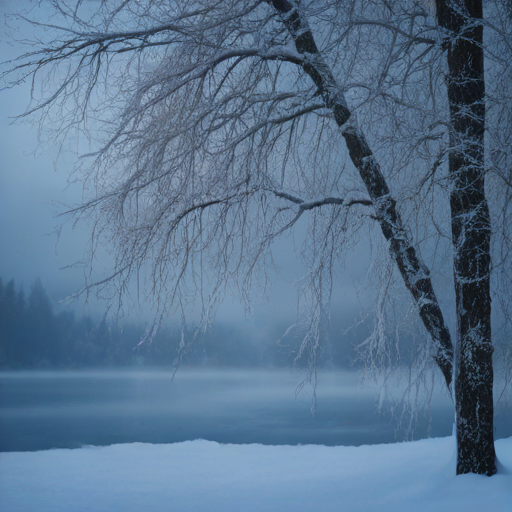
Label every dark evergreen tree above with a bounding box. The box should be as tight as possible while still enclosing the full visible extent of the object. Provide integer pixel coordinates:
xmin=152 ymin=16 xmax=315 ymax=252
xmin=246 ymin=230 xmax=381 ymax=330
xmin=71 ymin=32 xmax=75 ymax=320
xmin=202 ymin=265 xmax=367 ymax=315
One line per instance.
xmin=26 ymin=278 xmax=56 ymax=365
xmin=0 ymin=278 xmax=5 ymax=365
xmin=3 ymin=280 xmax=19 ymax=365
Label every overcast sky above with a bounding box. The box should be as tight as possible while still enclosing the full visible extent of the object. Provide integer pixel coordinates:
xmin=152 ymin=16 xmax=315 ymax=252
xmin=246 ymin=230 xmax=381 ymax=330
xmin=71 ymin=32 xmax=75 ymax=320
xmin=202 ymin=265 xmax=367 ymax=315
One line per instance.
xmin=0 ymin=0 xmax=372 ymax=328
xmin=0 ymin=2 xmax=85 ymax=301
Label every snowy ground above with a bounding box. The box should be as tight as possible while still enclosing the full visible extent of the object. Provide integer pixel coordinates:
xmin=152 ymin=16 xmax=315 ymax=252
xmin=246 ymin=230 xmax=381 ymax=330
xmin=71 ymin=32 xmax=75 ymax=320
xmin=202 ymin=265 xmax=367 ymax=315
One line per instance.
xmin=1 ymin=436 xmax=511 ymax=512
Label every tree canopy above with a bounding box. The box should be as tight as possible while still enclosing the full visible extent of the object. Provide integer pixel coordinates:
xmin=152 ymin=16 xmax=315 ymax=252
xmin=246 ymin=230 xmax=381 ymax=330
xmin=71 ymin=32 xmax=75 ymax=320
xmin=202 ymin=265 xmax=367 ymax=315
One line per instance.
xmin=3 ymin=0 xmax=512 ymax=475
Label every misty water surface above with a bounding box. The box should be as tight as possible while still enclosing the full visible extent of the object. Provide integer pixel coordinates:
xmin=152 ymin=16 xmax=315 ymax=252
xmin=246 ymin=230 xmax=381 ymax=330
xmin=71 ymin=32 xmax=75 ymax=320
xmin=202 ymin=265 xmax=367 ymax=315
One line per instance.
xmin=1 ymin=369 xmax=510 ymax=452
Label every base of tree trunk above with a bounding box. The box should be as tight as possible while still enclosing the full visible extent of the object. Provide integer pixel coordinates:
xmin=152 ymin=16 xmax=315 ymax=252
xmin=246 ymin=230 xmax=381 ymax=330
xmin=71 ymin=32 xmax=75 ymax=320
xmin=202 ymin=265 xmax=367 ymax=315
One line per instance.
xmin=455 ymin=343 xmax=497 ymax=476
xmin=456 ymin=435 xmax=497 ymax=477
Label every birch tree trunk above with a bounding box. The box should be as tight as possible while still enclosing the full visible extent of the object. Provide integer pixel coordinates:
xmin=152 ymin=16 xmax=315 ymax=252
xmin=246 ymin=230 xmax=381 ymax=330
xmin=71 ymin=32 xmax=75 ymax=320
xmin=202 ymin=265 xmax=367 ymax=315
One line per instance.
xmin=435 ymin=0 xmax=496 ymax=475
xmin=269 ymin=0 xmax=454 ymax=388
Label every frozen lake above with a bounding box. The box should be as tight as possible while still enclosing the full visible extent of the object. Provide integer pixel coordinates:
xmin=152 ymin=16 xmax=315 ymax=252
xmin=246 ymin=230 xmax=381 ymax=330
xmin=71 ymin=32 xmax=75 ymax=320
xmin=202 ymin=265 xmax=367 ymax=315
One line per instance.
xmin=0 ymin=368 xmax=510 ymax=452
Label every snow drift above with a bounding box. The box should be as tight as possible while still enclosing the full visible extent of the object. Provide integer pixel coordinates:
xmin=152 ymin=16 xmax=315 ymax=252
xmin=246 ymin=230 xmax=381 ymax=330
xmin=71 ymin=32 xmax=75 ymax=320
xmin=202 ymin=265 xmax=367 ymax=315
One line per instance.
xmin=1 ymin=436 xmax=511 ymax=512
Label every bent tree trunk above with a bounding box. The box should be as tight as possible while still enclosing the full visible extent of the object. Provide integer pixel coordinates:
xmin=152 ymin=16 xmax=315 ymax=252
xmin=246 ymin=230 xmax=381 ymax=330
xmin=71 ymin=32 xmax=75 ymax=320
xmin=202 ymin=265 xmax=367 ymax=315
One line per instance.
xmin=436 ymin=0 xmax=496 ymax=476
xmin=269 ymin=0 xmax=454 ymax=388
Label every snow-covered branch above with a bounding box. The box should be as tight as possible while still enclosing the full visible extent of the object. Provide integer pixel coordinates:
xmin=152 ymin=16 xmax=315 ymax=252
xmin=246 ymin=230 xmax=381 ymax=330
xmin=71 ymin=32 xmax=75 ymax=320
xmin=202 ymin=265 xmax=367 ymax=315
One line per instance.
xmin=271 ymin=190 xmax=372 ymax=210
xmin=269 ymin=0 xmax=454 ymax=387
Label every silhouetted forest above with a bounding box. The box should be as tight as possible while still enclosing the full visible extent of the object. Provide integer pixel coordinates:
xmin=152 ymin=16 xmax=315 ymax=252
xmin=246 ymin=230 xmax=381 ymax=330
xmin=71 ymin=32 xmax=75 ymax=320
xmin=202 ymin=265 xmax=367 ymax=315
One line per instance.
xmin=0 ymin=277 xmax=360 ymax=369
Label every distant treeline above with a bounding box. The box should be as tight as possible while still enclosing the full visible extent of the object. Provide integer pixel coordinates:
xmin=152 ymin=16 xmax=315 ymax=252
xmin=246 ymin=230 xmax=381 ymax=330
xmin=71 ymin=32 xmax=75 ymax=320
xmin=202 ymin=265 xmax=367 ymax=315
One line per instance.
xmin=0 ymin=277 xmax=360 ymax=369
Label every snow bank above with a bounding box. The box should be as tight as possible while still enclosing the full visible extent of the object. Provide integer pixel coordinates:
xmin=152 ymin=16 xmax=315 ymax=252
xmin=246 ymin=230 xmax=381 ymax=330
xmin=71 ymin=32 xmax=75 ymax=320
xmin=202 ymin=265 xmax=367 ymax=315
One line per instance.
xmin=1 ymin=437 xmax=511 ymax=512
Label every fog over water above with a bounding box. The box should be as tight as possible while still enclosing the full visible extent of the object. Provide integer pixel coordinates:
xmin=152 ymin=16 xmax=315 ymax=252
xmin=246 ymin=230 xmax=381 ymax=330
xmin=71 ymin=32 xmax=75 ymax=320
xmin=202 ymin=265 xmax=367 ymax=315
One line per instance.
xmin=4 ymin=368 xmax=511 ymax=453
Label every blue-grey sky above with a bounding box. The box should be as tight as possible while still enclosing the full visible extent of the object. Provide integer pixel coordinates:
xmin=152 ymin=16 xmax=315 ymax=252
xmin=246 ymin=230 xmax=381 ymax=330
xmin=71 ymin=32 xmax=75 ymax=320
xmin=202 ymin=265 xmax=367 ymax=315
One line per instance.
xmin=0 ymin=0 xmax=372 ymax=327
xmin=0 ymin=0 xmax=114 ymax=315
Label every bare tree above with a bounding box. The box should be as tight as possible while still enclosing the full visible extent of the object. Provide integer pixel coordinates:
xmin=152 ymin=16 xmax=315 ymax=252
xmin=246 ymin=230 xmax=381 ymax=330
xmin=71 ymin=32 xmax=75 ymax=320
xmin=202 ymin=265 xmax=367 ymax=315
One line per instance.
xmin=2 ymin=0 xmax=511 ymax=475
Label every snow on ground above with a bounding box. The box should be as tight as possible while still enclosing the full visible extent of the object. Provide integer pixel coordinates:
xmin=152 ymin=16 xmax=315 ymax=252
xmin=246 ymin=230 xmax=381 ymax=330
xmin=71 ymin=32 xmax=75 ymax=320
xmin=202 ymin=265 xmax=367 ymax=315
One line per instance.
xmin=1 ymin=436 xmax=511 ymax=512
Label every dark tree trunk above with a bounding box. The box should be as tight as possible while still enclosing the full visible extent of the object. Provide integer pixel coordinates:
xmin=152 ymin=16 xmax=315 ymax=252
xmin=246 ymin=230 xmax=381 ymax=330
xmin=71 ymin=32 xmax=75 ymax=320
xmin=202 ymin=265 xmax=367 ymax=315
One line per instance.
xmin=435 ymin=0 xmax=496 ymax=476
xmin=269 ymin=0 xmax=454 ymax=388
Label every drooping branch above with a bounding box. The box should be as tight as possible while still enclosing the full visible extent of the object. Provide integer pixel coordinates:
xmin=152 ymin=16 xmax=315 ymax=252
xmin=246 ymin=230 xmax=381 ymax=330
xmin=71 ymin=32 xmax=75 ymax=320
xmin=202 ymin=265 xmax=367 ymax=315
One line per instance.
xmin=8 ymin=1 xmax=266 ymax=65
xmin=349 ymin=20 xmax=437 ymax=45
xmin=269 ymin=0 xmax=454 ymax=388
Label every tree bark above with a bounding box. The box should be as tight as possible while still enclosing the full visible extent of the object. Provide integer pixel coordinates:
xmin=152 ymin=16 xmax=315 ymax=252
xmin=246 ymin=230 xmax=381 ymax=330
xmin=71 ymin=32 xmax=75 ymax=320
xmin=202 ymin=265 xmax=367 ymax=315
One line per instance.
xmin=435 ymin=0 xmax=496 ymax=476
xmin=269 ymin=0 xmax=454 ymax=388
